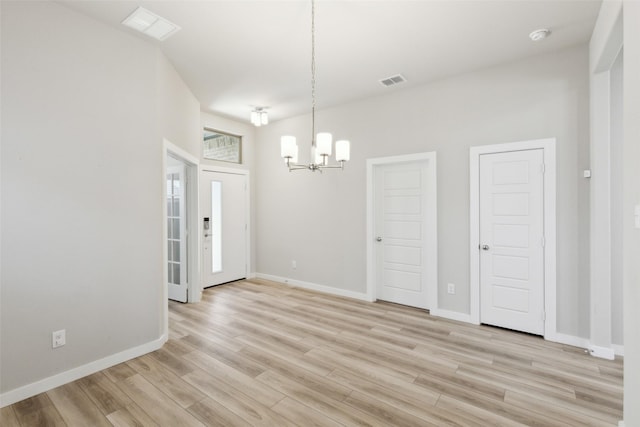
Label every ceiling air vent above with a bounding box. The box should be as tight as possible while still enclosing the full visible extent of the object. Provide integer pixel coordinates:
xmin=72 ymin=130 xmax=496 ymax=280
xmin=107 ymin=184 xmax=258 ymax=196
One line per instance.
xmin=122 ymin=7 xmax=181 ymax=41
xmin=379 ymin=74 xmax=407 ymax=87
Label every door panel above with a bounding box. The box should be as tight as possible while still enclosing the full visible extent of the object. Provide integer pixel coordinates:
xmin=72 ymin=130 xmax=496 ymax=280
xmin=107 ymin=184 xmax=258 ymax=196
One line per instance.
xmin=167 ymin=164 xmax=188 ymax=302
xmin=201 ymin=171 xmax=247 ymax=287
xmin=479 ymin=149 xmax=544 ymax=335
xmin=374 ymin=161 xmax=430 ymax=309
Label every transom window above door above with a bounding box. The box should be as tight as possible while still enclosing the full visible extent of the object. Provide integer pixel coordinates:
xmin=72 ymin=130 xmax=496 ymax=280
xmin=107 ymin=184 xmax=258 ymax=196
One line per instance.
xmin=203 ymin=128 xmax=242 ymax=164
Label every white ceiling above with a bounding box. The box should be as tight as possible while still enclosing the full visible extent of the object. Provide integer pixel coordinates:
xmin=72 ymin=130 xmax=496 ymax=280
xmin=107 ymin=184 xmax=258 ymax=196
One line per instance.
xmin=59 ymin=0 xmax=601 ymax=124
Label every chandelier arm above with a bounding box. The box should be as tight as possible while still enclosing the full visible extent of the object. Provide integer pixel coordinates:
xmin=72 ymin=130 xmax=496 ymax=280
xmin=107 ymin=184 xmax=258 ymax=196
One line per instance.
xmin=285 ymin=162 xmax=345 ymax=172
xmin=317 ymin=163 xmax=345 ymax=170
xmin=285 ymin=160 xmax=312 ymax=171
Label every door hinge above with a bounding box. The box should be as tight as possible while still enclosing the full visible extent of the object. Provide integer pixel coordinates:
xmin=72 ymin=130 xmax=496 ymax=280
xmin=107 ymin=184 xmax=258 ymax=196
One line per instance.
xmin=541 ymin=163 xmax=546 ymax=174
xmin=541 ymin=236 xmax=545 ymax=247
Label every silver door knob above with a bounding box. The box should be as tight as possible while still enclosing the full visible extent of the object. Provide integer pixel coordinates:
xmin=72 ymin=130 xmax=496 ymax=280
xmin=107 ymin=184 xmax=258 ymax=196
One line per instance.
xmin=376 ymin=237 xmax=382 ymax=242
xmin=482 ymin=245 xmax=490 ymax=250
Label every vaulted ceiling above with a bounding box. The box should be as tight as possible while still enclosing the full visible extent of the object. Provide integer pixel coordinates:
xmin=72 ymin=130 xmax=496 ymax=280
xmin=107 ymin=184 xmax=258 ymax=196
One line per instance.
xmin=59 ymin=0 xmax=601 ymax=124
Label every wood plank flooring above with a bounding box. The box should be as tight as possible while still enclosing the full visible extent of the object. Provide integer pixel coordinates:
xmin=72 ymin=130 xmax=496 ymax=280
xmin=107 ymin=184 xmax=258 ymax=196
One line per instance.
xmin=1 ymin=279 xmax=623 ymax=426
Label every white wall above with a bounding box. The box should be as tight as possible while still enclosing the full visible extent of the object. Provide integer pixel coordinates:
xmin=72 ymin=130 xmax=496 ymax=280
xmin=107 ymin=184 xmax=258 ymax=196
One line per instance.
xmin=0 ymin=1 xmax=199 ymax=402
xmin=623 ymin=1 xmax=640 ymax=424
xmin=158 ymin=54 xmax=201 ymax=156
xmin=255 ymin=45 xmax=591 ymax=338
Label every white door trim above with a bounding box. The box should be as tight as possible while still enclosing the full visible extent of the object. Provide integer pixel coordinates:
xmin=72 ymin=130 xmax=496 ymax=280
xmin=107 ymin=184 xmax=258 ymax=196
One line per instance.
xmin=588 ymin=3 xmax=623 ymax=361
xmin=470 ymin=138 xmax=556 ymax=338
xmin=199 ymin=165 xmax=250 ymax=291
xmin=366 ymin=152 xmax=437 ymax=308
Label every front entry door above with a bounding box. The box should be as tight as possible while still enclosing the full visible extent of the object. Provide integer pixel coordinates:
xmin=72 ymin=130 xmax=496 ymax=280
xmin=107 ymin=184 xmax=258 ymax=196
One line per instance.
xmin=479 ymin=149 xmax=544 ymax=335
xmin=374 ymin=160 xmax=431 ymax=309
xmin=201 ymin=170 xmax=247 ymax=287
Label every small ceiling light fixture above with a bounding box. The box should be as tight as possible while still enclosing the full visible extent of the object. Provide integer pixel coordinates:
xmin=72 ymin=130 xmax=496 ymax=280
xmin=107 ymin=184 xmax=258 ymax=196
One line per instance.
xmin=280 ymin=0 xmax=350 ymax=172
xmin=250 ymin=107 xmax=269 ymax=127
xmin=529 ymin=28 xmax=551 ymax=42
xmin=122 ymin=7 xmax=181 ymax=41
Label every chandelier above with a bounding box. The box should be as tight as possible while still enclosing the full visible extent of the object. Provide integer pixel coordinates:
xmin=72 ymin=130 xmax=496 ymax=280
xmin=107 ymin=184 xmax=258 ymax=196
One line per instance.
xmin=280 ymin=0 xmax=350 ymax=172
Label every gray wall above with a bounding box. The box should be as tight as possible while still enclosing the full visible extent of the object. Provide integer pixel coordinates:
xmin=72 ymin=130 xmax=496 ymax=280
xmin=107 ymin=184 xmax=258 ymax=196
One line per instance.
xmin=255 ymin=45 xmax=591 ymax=338
xmin=0 ymin=1 xmax=199 ymax=395
xmin=623 ymin=2 xmax=640 ymax=424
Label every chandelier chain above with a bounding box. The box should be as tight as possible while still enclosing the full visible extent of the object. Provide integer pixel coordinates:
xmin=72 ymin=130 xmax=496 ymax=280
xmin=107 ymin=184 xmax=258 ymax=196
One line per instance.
xmin=279 ymin=0 xmax=349 ymax=172
xmin=311 ymin=0 xmax=316 ymax=147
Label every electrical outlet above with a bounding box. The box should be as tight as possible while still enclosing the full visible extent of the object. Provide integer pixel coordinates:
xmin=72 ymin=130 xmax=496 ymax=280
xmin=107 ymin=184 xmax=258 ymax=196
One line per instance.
xmin=52 ymin=329 xmax=66 ymax=349
xmin=447 ymin=283 xmax=455 ymax=295
xmin=292 ymin=260 xmax=297 ymax=270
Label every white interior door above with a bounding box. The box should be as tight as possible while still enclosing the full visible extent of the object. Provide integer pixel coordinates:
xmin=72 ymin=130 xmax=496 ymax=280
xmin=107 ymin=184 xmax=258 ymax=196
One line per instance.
xmin=374 ymin=160 xmax=431 ymax=309
xmin=201 ymin=170 xmax=247 ymax=287
xmin=167 ymin=163 xmax=188 ymax=302
xmin=479 ymin=149 xmax=544 ymax=335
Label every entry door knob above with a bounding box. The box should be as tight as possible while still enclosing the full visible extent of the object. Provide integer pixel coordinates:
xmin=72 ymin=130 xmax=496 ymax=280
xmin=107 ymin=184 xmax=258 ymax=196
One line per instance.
xmin=482 ymin=245 xmax=490 ymax=250
xmin=376 ymin=237 xmax=382 ymax=242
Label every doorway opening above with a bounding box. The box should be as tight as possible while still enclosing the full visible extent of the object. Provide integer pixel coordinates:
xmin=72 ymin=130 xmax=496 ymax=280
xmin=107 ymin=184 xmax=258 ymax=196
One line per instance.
xmin=163 ymin=139 xmax=199 ymax=306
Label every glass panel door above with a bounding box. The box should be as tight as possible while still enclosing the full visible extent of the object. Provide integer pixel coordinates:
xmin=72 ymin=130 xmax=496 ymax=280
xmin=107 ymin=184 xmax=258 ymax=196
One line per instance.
xmin=167 ymin=163 xmax=188 ymax=302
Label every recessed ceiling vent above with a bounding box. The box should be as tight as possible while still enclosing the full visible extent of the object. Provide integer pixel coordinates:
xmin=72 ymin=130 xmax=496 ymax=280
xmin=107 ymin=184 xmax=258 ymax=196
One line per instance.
xmin=379 ymin=74 xmax=407 ymax=87
xmin=122 ymin=7 xmax=181 ymax=41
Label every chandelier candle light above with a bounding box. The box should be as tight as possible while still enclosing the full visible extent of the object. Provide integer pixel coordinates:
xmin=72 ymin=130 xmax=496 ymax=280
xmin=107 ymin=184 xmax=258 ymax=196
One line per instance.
xmin=280 ymin=0 xmax=350 ymax=172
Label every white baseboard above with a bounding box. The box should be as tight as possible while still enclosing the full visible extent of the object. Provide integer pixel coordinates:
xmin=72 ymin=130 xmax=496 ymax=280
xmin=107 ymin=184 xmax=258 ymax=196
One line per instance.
xmin=255 ymin=273 xmax=370 ymax=302
xmin=430 ymin=308 xmax=473 ymax=324
xmin=546 ymin=332 xmax=618 ymax=360
xmin=612 ymin=344 xmax=624 ymax=357
xmin=545 ymin=331 xmax=590 ymax=349
xmin=0 ymin=335 xmax=167 ymax=408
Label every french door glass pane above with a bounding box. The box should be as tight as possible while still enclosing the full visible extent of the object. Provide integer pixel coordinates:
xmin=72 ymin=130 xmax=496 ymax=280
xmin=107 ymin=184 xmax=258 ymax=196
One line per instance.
xmin=172 ymin=240 xmax=180 ymax=262
xmin=172 ymin=218 xmax=180 ymax=239
xmin=172 ymin=263 xmax=181 ymax=285
xmin=173 ymin=198 xmax=180 ymax=216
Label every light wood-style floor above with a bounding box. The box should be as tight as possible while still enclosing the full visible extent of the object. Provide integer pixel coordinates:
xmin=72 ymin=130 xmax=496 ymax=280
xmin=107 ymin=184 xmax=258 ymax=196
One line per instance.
xmin=2 ymin=279 xmax=623 ymax=426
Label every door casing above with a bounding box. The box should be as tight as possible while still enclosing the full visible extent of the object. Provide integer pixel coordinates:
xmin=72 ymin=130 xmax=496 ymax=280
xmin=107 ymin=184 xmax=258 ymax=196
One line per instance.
xmin=470 ymin=138 xmax=557 ymax=339
xmin=366 ymin=152 xmax=437 ymax=308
